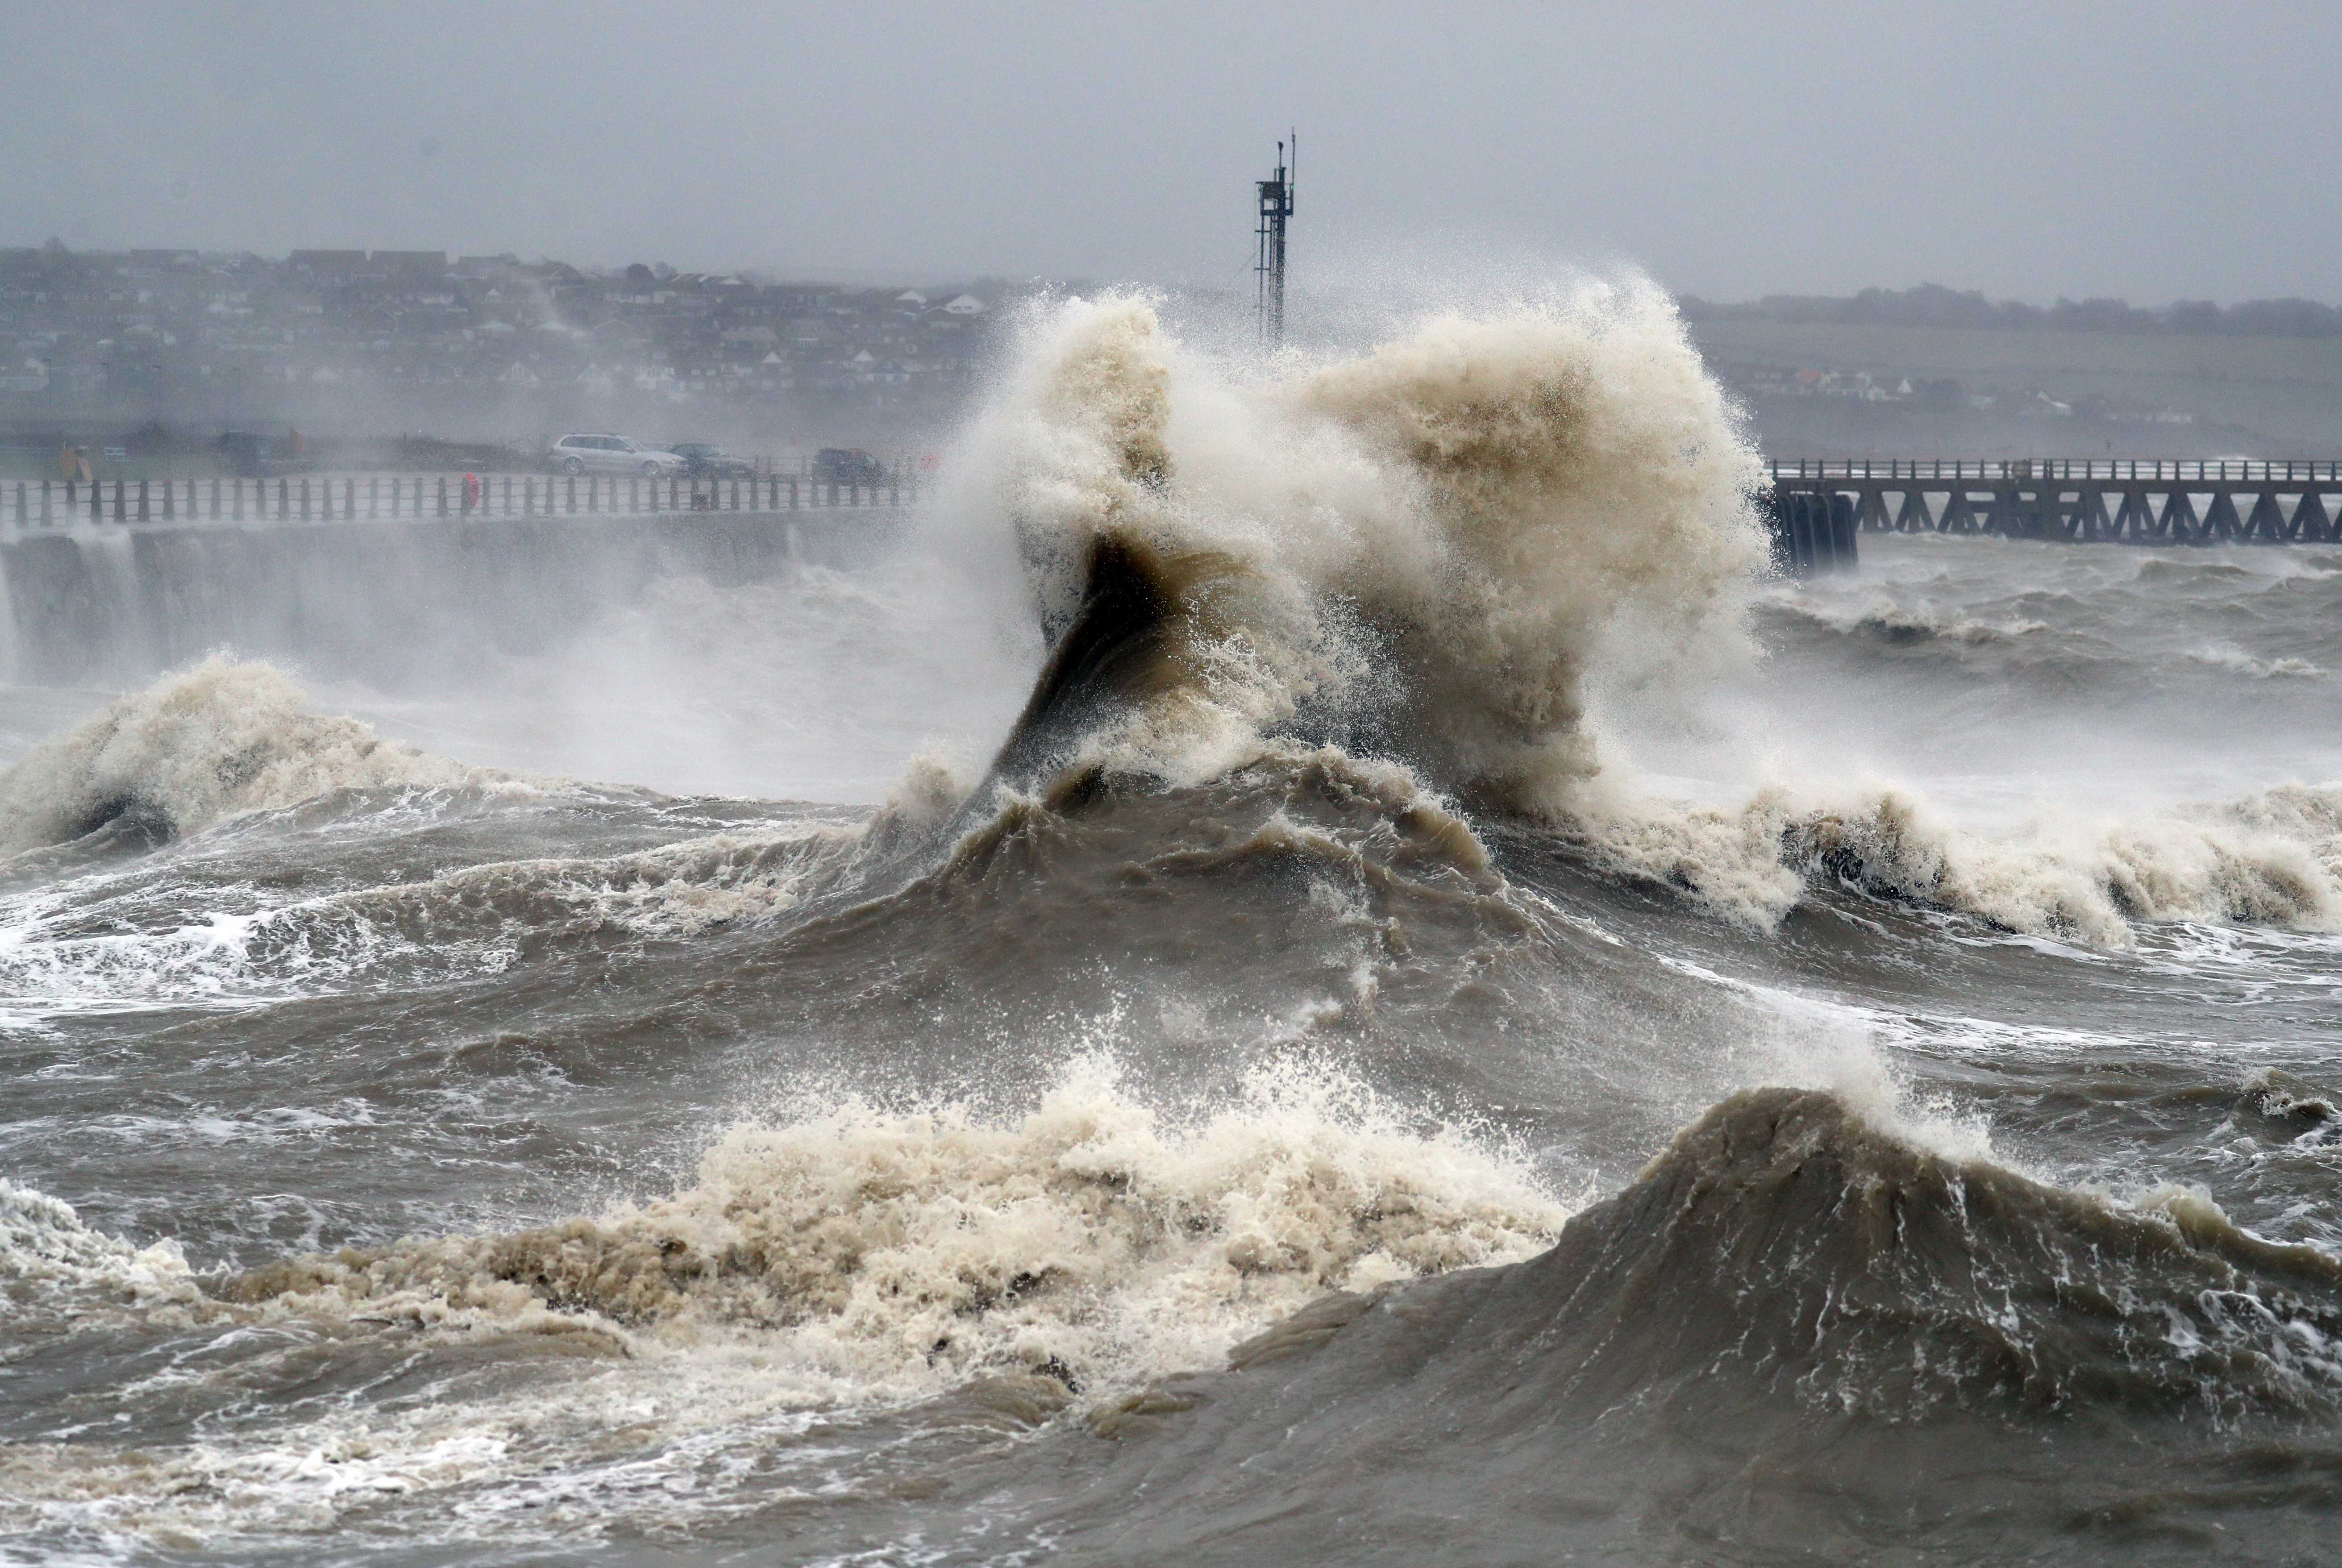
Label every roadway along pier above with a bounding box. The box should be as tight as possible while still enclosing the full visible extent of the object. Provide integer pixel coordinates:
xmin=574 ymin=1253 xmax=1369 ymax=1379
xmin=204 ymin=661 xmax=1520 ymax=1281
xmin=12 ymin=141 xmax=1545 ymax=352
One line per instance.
xmin=1769 ymin=458 xmax=2342 ymax=545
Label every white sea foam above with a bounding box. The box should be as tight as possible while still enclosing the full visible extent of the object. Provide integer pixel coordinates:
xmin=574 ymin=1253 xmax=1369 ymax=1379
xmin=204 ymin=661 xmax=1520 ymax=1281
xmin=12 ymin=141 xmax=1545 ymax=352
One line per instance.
xmin=1778 ymin=591 xmax=2051 ymax=645
xmin=0 ymin=1177 xmax=197 ymax=1309
xmin=2188 ymin=642 xmax=2325 ymax=680
xmin=227 ymin=1055 xmax=1568 ymax=1388
xmin=0 ymin=1060 xmax=1566 ymax=1547
xmin=1572 ymin=776 xmax=2342 ymax=944
xmin=0 ymin=658 xmax=509 ymax=852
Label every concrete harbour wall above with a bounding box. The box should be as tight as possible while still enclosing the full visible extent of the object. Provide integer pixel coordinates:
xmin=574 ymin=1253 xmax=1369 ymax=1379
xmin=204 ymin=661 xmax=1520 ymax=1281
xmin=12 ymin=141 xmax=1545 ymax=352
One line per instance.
xmin=0 ymin=509 xmax=911 ymax=689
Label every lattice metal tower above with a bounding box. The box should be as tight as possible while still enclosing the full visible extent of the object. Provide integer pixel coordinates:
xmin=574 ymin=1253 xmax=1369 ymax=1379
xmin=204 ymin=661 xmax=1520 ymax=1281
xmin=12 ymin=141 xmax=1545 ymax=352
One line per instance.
xmin=1255 ymin=134 xmax=1296 ymax=346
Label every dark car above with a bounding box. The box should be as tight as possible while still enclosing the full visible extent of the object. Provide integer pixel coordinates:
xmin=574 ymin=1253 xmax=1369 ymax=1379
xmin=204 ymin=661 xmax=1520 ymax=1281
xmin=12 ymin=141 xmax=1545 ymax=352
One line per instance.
xmin=811 ymin=447 xmax=886 ymax=486
xmin=665 ymin=442 xmax=757 ymax=479
xmin=213 ymin=430 xmax=312 ymax=478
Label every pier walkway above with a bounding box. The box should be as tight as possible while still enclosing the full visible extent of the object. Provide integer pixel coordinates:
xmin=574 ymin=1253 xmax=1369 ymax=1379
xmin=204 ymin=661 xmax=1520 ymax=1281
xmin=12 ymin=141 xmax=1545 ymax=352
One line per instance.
xmin=6 ymin=471 xmax=914 ymax=530
xmin=18 ymin=459 xmax=2342 ymax=549
xmin=1769 ymin=458 xmax=2342 ymax=544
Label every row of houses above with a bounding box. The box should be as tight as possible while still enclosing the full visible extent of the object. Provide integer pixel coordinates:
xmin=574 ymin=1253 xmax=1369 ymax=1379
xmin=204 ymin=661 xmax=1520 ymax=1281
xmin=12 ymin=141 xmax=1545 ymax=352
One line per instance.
xmin=1715 ymin=358 xmax=2212 ymax=430
xmin=0 ymin=243 xmax=1028 ymax=420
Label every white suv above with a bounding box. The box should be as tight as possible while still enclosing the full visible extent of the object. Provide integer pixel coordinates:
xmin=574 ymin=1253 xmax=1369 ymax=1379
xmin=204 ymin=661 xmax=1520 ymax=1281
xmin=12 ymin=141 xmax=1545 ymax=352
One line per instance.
xmin=546 ymin=434 xmax=686 ymax=476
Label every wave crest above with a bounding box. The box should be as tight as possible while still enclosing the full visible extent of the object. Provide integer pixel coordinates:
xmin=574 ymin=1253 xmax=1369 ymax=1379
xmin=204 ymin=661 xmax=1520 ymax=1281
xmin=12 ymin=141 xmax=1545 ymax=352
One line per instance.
xmin=216 ymin=1059 xmax=1566 ymax=1398
xmin=972 ymin=283 xmax=1763 ymax=807
xmin=1576 ymin=780 xmax=2342 ymax=942
xmin=0 ymin=659 xmax=501 ymax=852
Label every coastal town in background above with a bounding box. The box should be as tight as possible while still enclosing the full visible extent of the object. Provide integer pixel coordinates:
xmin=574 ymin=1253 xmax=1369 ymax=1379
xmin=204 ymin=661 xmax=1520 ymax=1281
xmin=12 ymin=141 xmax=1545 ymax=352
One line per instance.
xmin=9 ymin=240 xmax=2342 ymax=480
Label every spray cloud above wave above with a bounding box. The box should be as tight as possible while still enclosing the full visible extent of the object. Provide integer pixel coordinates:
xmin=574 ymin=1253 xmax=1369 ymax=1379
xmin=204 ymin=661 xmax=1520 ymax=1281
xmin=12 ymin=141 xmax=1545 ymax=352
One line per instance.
xmin=960 ymin=282 xmax=1766 ymax=810
xmin=952 ymin=287 xmax=2342 ymax=948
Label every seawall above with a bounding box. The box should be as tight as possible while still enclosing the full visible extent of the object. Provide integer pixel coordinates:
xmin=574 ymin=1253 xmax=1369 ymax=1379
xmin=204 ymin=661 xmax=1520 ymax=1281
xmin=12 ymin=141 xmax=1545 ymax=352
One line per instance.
xmin=0 ymin=508 xmax=912 ymax=689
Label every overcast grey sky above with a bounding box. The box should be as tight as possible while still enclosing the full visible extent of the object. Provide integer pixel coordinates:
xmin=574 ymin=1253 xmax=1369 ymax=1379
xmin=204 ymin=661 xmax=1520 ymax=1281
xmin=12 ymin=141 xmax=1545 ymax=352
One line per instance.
xmin=9 ymin=0 xmax=2337 ymax=304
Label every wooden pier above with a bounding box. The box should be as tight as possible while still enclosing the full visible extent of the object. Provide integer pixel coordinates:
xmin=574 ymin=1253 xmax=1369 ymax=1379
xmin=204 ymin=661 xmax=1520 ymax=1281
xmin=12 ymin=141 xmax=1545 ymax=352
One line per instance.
xmin=1770 ymin=458 xmax=2342 ymax=544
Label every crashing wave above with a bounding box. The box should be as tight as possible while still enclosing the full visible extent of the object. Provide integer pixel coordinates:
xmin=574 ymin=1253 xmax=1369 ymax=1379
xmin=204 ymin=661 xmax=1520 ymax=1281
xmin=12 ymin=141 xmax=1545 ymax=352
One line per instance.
xmin=0 ymin=658 xmax=503 ymax=852
xmin=213 ymin=1059 xmax=1567 ymax=1398
xmin=1048 ymin=1087 xmax=2342 ymax=1558
xmin=0 ymin=1179 xmax=198 ymax=1311
xmin=1573 ymin=780 xmax=2342 ymax=943
xmin=957 ymin=284 xmax=1763 ymax=815
xmin=1767 ymin=592 xmax=2052 ymax=646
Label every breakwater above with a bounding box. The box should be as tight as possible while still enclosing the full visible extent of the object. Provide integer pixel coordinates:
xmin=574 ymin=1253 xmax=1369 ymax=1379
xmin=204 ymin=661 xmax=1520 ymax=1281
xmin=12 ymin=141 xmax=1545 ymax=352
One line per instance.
xmin=0 ymin=507 xmax=911 ymax=688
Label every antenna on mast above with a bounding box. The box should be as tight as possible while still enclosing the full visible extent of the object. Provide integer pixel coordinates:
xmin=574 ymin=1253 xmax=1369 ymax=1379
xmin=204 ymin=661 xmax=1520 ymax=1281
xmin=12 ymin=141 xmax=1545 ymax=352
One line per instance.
xmin=1255 ymin=130 xmax=1296 ymax=347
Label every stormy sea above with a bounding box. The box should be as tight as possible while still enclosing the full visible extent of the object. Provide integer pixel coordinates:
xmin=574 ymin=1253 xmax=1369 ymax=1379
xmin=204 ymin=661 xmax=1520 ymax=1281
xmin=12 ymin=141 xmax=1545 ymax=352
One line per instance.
xmin=6 ymin=287 xmax=2342 ymax=1566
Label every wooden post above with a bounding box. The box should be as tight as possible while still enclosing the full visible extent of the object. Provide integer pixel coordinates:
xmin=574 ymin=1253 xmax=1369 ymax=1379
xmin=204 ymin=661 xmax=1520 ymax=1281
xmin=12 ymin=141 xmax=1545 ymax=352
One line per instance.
xmin=40 ymin=480 xmax=52 ymax=526
xmin=12 ymin=481 xmax=22 ymax=527
xmin=136 ymin=479 xmax=150 ymax=522
xmin=437 ymin=475 xmax=449 ymax=517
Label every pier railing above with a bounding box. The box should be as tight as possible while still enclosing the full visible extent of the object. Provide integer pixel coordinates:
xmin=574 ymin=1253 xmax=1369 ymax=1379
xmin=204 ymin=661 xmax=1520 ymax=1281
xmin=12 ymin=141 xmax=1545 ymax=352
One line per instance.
xmin=4 ymin=471 xmax=919 ymax=529
xmin=1770 ymin=458 xmax=2342 ymax=484
xmin=1767 ymin=456 xmax=2342 ymax=545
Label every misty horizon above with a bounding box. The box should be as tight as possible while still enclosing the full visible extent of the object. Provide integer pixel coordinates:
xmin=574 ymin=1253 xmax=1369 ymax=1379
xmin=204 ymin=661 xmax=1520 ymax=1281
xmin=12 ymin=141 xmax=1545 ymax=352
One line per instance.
xmin=19 ymin=236 xmax=2342 ymax=325
xmin=11 ymin=1 xmax=2337 ymax=306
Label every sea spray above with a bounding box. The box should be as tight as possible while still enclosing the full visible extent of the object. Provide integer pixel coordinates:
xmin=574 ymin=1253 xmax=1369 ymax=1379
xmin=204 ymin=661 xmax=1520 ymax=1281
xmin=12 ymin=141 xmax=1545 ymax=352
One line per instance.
xmin=219 ymin=1054 xmax=1568 ymax=1396
xmin=1570 ymin=777 xmax=2342 ymax=942
xmin=0 ymin=657 xmax=498 ymax=851
xmin=959 ymin=284 xmax=1766 ymax=805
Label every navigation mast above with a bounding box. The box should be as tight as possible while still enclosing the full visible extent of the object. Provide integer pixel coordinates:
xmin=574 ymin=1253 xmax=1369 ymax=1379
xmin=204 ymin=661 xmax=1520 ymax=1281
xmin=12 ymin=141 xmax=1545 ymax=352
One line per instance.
xmin=1255 ymin=133 xmax=1296 ymax=347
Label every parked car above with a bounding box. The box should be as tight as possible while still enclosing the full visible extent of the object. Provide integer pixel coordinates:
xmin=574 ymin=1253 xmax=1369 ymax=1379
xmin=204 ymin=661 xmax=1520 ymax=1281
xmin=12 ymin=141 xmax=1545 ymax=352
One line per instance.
xmin=545 ymin=433 xmax=686 ymax=476
xmin=213 ymin=430 xmax=312 ymax=478
xmin=664 ymin=441 xmax=757 ymax=479
xmin=811 ymin=447 xmax=886 ymax=486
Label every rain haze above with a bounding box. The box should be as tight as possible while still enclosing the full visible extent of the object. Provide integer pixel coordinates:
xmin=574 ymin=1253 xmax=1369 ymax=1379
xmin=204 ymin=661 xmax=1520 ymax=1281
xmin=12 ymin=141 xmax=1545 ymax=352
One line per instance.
xmin=9 ymin=0 xmax=2340 ymax=301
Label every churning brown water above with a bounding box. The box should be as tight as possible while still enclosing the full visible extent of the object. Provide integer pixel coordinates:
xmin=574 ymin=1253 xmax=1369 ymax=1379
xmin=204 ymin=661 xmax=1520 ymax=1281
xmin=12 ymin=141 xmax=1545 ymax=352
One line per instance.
xmin=6 ymin=287 xmax=2342 ymax=1565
